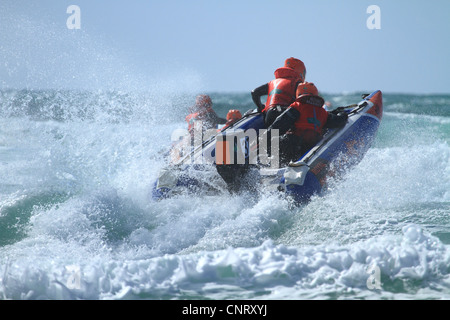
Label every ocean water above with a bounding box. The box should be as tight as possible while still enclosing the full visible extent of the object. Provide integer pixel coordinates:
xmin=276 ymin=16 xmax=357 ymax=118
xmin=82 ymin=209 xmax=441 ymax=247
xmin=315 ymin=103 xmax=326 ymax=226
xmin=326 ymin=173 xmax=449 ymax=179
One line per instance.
xmin=0 ymin=89 xmax=449 ymax=300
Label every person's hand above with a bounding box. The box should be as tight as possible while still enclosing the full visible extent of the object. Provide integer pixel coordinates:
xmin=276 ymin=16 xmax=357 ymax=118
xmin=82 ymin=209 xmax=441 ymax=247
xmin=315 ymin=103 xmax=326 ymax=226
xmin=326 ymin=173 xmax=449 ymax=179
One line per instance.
xmin=337 ymin=112 xmax=348 ymax=120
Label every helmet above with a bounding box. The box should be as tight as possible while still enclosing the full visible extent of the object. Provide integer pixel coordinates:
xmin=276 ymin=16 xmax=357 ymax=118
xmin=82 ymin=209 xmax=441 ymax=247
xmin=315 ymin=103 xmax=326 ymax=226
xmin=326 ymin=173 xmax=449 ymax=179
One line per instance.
xmin=195 ymin=94 xmax=212 ymax=108
xmin=296 ymin=82 xmax=319 ymax=98
xmin=284 ymin=57 xmax=306 ymax=82
xmin=296 ymin=82 xmax=324 ymax=107
xmin=226 ymin=109 xmax=242 ymax=122
xmin=190 ymin=94 xmax=213 ymax=113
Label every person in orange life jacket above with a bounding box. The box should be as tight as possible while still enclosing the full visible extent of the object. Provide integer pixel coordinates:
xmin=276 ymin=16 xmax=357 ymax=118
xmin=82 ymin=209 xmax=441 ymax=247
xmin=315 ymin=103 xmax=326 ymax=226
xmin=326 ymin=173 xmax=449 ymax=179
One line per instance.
xmin=267 ymin=82 xmax=348 ymax=164
xmin=251 ymin=57 xmax=306 ymax=127
xmin=220 ymin=109 xmax=242 ymax=130
xmin=185 ymin=94 xmax=226 ymax=133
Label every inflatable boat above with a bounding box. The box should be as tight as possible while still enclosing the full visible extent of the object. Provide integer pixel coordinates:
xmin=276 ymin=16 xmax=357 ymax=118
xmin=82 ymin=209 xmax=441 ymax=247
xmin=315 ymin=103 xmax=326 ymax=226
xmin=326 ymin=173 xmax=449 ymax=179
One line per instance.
xmin=152 ymin=90 xmax=383 ymax=204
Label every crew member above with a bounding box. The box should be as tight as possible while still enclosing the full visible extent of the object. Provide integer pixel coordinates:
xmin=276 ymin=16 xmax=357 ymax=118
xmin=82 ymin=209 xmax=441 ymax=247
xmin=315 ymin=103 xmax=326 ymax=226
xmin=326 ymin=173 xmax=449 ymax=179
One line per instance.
xmin=185 ymin=94 xmax=226 ymax=133
xmin=220 ymin=109 xmax=242 ymax=130
xmin=268 ymin=82 xmax=348 ymax=164
xmin=251 ymin=57 xmax=306 ymax=127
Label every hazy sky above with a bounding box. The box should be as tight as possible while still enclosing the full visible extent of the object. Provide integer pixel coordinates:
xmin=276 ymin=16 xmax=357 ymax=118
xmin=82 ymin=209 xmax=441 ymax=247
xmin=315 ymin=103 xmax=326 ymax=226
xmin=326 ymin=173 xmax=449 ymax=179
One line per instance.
xmin=1 ymin=0 xmax=449 ymax=94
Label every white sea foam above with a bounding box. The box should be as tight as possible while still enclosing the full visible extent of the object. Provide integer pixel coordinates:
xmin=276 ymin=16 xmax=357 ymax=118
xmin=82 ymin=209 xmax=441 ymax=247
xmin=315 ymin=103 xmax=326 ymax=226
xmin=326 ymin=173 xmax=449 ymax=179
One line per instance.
xmin=1 ymin=224 xmax=449 ymax=300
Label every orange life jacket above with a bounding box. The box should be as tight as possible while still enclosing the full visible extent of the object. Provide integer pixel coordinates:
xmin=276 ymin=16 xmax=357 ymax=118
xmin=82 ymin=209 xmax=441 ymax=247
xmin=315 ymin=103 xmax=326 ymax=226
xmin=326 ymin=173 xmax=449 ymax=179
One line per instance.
xmin=289 ymin=97 xmax=329 ymax=140
xmin=263 ymin=67 xmax=301 ymax=113
xmin=185 ymin=105 xmax=215 ymax=132
xmin=219 ymin=119 xmax=234 ymax=131
xmin=185 ymin=112 xmax=199 ymax=132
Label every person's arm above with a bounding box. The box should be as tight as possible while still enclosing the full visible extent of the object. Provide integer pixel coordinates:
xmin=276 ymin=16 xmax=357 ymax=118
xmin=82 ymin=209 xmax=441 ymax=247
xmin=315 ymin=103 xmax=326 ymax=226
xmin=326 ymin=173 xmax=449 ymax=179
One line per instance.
xmin=267 ymin=106 xmax=300 ymax=135
xmin=325 ymin=112 xmax=348 ymax=128
xmin=209 ymin=111 xmax=227 ymax=126
xmin=217 ymin=116 xmax=227 ymax=124
xmin=251 ymin=83 xmax=268 ymax=112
